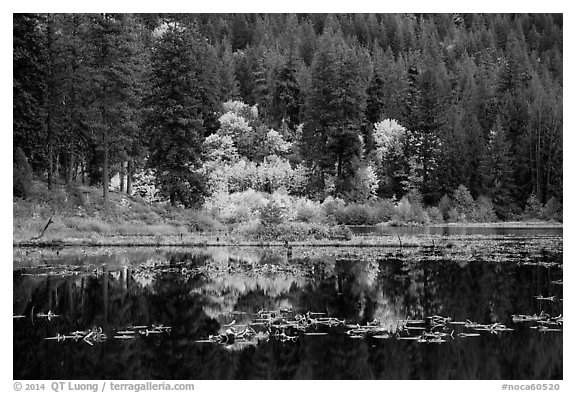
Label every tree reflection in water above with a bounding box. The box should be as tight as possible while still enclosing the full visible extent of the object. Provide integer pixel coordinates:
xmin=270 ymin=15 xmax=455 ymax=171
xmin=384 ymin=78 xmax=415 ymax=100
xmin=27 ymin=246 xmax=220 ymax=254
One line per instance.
xmin=13 ymin=245 xmax=562 ymax=379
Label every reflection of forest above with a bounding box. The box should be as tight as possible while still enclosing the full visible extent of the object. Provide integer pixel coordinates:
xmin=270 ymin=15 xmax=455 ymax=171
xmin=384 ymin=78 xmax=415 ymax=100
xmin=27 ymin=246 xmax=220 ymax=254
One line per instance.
xmin=13 ymin=247 xmax=562 ymax=379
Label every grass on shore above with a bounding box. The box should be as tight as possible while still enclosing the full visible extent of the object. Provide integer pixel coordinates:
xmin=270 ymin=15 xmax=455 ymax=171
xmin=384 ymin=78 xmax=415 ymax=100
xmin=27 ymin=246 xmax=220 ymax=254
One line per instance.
xmin=13 ymin=181 xmax=561 ymax=247
xmin=13 ymin=181 xmax=223 ymax=243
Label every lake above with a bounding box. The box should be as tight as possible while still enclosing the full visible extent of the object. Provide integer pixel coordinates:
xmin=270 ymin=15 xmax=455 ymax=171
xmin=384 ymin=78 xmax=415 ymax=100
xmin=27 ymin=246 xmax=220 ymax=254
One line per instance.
xmin=349 ymin=225 xmax=563 ymax=237
xmin=13 ymin=228 xmax=562 ymax=379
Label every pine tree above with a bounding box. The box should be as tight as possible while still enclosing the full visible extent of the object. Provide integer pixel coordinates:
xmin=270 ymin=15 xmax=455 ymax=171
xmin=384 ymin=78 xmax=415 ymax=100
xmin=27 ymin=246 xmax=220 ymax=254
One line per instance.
xmin=448 ymin=52 xmax=487 ymax=196
xmin=53 ymin=14 xmax=94 ymax=186
xmin=231 ymin=14 xmax=252 ymax=51
xmin=437 ymin=107 xmax=468 ymax=196
xmin=253 ymin=51 xmax=270 ymax=120
xmin=44 ymin=13 xmax=58 ymax=188
xmin=524 ymin=65 xmax=562 ymax=204
xmin=403 ymin=56 xmax=449 ymax=203
xmin=480 ymin=117 xmax=515 ymax=217
xmin=84 ymin=14 xmax=143 ymax=202
xmin=299 ymin=21 xmax=316 ymax=67
xmin=497 ymin=32 xmax=531 ymax=94
xmin=191 ymin=39 xmax=221 ymax=136
xmin=302 ymin=30 xmax=370 ymax=198
xmin=234 ymin=49 xmax=257 ymax=105
xmin=218 ymin=38 xmax=240 ymax=102
xmin=146 ymin=23 xmax=208 ymax=207
xmin=13 ymin=13 xmax=47 ymax=172
xmin=269 ymin=54 xmax=301 ymax=129
xmin=365 ymin=44 xmax=386 ymax=125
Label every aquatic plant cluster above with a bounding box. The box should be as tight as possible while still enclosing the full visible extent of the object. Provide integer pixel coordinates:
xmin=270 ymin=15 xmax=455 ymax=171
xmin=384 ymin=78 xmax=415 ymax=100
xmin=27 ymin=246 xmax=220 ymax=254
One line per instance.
xmin=194 ymin=308 xmax=562 ymax=349
xmin=42 ymin=325 xmax=171 ymax=345
xmin=512 ymin=312 xmax=563 ymax=333
xmin=11 ymin=311 xmax=172 ymax=346
xmin=18 ymin=264 xmax=108 ymax=277
xmin=394 ymin=316 xmax=516 ymax=343
xmin=44 ymin=326 xmax=107 ymax=345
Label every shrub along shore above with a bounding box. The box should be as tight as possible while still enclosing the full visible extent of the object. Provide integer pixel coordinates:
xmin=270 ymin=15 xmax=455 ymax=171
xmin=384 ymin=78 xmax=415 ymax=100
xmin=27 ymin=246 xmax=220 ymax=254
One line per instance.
xmin=13 ymin=182 xmax=562 ymax=247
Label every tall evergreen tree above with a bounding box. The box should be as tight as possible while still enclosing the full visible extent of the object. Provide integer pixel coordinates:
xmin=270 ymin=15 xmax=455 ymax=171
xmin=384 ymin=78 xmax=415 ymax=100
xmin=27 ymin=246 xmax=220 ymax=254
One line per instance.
xmin=480 ymin=117 xmax=515 ymax=217
xmin=365 ymin=43 xmax=387 ymax=126
xmin=53 ymin=14 xmax=94 ymax=186
xmin=218 ymin=37 xmax=240 ymax=102
xmin=231 ymin=14 xmax=252 ymax=51
xmin=234 ymin=49 xmax=257 ymax=105
xmin=253 ymin=51 xmax=271 ymax=120
xmin=269 ymin=54 xmax=301 ymax=129
xmin=84 ymin=14 xmax=143 ymax=202
xmin=302 ymin=30 xmax=370 ymax=198
xmin=13 ymin=13 xmax=47 ymax=172
xmin=403 ymin=57 xmax=449 ymax=203
xmin=525 ymin=67 xmax=562 ymax=203
xmin=146 ymin=23 xmax=207 ymax=207
xmin=299 ymin=21 xmax=317 ymax=67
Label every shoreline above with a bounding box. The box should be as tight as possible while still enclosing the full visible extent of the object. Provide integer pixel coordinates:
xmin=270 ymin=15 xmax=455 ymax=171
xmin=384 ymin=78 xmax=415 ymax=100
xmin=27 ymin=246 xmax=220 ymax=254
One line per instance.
xmin=13 ymin=221 xmax=562 ymax=248
xmin=351 ymin=221 xmax=563 ymax=229
xmin=430 ymin=221 xmax=562 ymax=228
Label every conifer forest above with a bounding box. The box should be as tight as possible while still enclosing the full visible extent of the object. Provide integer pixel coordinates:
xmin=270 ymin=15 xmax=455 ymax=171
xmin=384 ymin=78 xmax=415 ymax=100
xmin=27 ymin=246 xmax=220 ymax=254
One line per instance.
xmin=13 ymin=13 xmax=563 ymax=220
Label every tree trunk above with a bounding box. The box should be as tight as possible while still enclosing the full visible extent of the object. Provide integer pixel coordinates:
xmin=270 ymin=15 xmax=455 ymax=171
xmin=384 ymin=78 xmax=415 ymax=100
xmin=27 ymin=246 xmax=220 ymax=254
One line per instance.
xmin=126 ymin=160 xmax=133 ymax=195
xmin=103 ymin=129 xmax=109 ymax=203
xmin=55 ymin=153 xmax=60 ymax=179
xmin=103 ymin=265 xmax=109 ymax=327
xmin=422 ymin=134 xmax=430 ymax=196
xmin=46 ymin=14 xmax=55 ymax=190
xmin=336 ymin=152 xmax=342 ymax=195
xmin=535 ymin=100 xmax=542 ymax=201
xmin=120 ymin=161 xmax=125 ymax=193
xmin=66 ymin=151 xmax=75 ymax=184
xmin=317 ymin=166 xmax=326 ymax=197
xmin=73 ymin=159 xmax=80 ymax=183
xmin=81 ymin=159 xmax=86 ymax=185
xmin=47 ymin=139 xmax=54 ymax=189
xmin=102 ymin=64 xmax=109 ymax=202
xmin=545 ymin=111 xmax=560 ymax=202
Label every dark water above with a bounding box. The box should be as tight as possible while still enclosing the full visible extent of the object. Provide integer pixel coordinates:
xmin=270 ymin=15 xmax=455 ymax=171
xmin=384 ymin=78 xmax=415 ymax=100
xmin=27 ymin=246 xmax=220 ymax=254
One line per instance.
xmin=13 ymin=233 xmax=563 ymax=380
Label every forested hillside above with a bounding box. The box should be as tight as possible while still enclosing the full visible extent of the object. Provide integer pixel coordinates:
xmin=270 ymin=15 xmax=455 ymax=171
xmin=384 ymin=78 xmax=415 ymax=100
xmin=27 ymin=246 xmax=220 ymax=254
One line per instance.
xmin=14 ymin=13 xmax=562 ymax=222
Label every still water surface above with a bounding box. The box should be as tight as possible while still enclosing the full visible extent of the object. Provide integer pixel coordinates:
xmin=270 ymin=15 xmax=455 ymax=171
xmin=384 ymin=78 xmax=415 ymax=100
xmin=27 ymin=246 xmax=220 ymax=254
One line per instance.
xmin=350 ymin=225 xmax=563 ymax=237
xmin=13 ymin=230 xmax=562 ymax=379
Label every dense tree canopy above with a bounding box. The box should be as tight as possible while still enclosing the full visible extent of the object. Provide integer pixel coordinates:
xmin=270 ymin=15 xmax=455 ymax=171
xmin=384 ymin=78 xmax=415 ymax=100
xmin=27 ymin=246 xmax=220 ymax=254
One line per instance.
xmin=13 ymin=13 xmax=562 ymax=216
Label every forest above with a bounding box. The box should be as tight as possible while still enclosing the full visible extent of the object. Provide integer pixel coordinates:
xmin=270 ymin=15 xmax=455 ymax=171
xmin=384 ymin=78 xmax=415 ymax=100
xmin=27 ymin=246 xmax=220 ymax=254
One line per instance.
xmin=13 ymin=13 xmax=563 ymax=227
